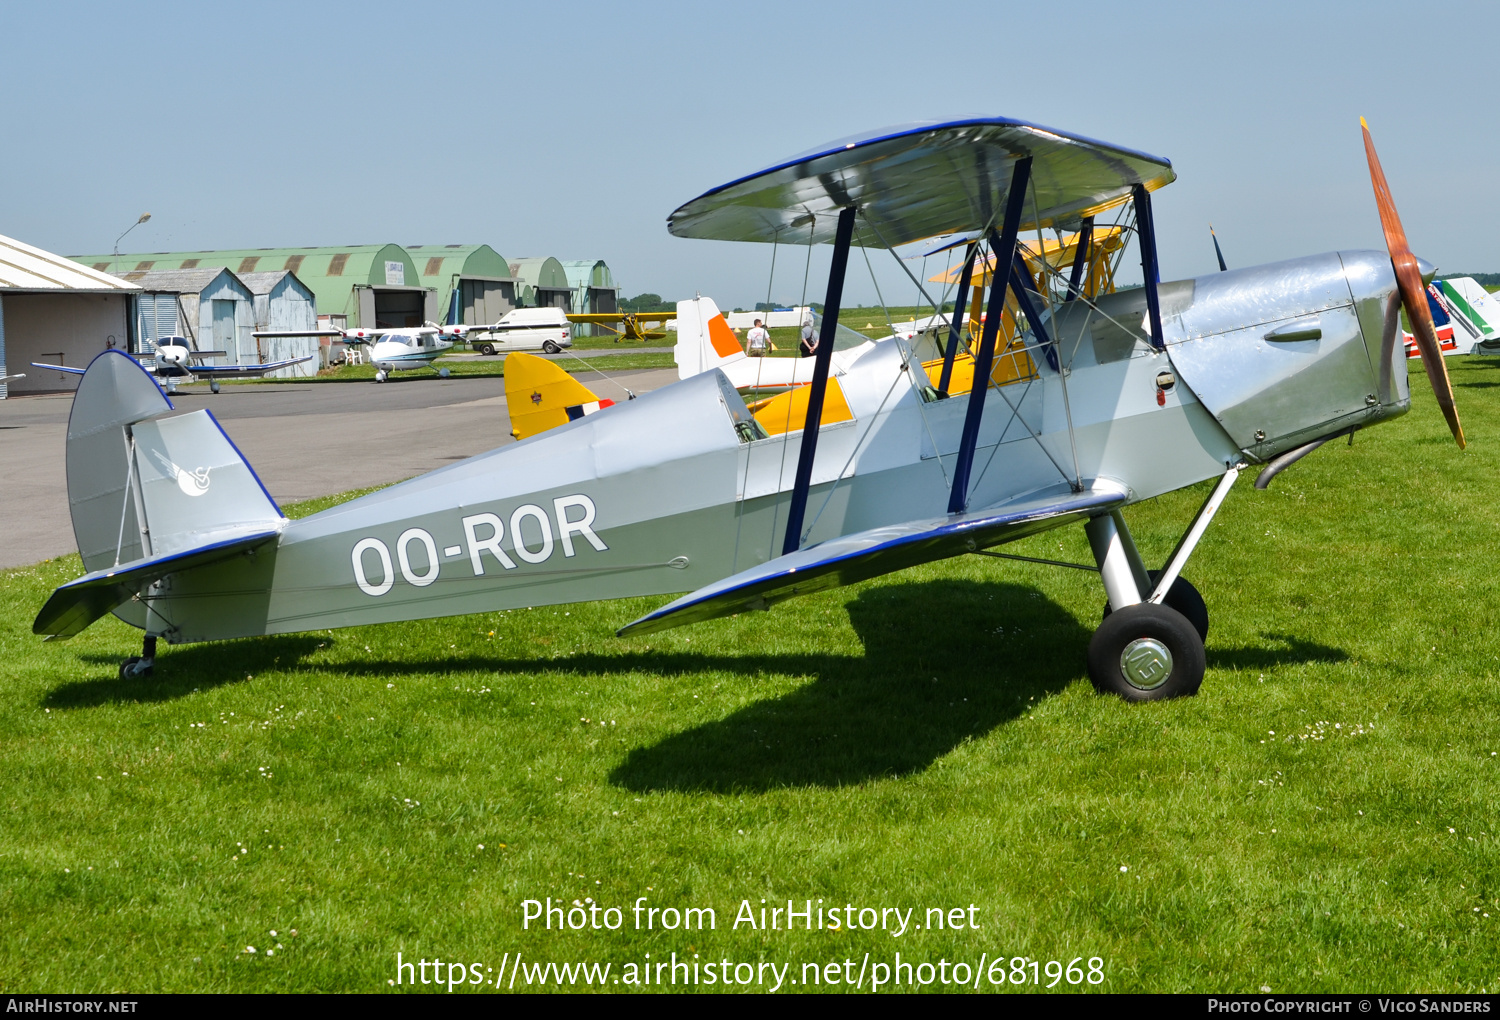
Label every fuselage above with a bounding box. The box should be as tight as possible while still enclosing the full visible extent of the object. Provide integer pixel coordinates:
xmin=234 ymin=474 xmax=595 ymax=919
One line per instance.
xmin=371 ymin=332 xmax=452 ymax=372
xmin=136 ymin=251 xmax=1408 ymax=644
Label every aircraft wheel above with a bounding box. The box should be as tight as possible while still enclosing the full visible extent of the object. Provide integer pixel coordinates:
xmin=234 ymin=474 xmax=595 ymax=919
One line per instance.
xmin=1103 ymin=571 xmax=1208 ymax=641
xmin=480 ymin=343 xmax=496 ymax=356
xmin=210 ymin=379 xmax=221 ymax=394
xmin=1088 ymin=603 xmax=1205 ymax=702
xmin=117 ymin=656 xmax=153 ymax=680
xmin=542 ymin=341 xmax=562 ymax=354
xmin=375 ymin=370 xmax=388 ymax=383
xmin=438 ymin=367 xmax=451 ymax=378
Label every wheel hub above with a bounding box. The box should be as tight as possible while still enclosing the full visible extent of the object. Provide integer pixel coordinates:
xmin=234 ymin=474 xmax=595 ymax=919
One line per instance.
xmin=1120 ymin=637 xmax=1173 ymax=690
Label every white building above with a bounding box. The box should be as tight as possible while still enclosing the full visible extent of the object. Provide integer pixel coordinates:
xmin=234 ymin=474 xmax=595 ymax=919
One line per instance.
xmin=0 ymin=233 xmax=141 ymax=396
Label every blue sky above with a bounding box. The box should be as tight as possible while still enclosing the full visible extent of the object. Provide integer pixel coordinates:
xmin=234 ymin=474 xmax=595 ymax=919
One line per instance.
xmin=3 ymin=0 xmax=1496 ymax=308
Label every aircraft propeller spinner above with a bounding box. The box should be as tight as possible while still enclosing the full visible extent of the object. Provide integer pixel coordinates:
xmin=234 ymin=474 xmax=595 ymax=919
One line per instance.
xmin=1361 ymin=117 xmax=1465 ymax=449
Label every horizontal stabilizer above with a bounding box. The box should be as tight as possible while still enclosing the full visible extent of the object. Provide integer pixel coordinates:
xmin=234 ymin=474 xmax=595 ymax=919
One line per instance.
xmin=618 ymin=483 xmax=1127 ymax=636
xmin=33 ymin=527 xmax=280 ymax=639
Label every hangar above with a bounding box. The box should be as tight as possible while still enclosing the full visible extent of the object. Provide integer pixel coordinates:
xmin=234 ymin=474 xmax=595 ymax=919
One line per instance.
xmin=409 ymin=244 xmax=515 ymax=325
xmin=0 ymin=232 xmax=140 ymax=396
xmin=508 ymin=257 xmax=573 ymax=311
xmin=240 ymin=271 xmax=319 ymax=376
xmin=76 ymin=245 xmax=434 ymax=329
xmin=120 ymin=268 xmax=257 ymax=365
xmin=561 ymin=259 xmax=619 ymax=335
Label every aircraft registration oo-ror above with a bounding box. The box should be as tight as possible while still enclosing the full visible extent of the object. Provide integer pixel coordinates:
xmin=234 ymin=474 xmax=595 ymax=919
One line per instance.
xmin=34 ymin=116 xmax=1464 ymax=701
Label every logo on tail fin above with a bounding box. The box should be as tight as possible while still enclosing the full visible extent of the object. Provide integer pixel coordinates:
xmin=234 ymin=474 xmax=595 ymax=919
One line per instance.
xmin=151 ymin=450 xmax=211 ymax=497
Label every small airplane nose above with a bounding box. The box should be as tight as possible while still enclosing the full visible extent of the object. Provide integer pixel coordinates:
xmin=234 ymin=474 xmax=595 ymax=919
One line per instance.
xmin=1416 ymin=255 xmax=1437 ymax=285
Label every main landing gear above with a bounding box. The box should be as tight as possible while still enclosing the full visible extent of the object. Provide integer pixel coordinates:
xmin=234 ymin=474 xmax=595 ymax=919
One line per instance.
xmin=1082 ymin=466 xmax=1241 ymax=701
xmin=210 ymin=379 xmax=221 ymax=394
xmin=119 ymin=635 xmax=157 ymax=680
xmin=375 ymin=369 xmax=389 ymax=383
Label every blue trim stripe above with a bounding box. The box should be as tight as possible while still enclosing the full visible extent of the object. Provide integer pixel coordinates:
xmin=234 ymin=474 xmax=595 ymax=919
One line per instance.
xmin=205 ymin=407 xmax=284 ymax=517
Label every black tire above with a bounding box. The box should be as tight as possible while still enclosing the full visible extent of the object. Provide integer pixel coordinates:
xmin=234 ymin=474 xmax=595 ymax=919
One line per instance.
xmin=1087 ymin=602 xmax=1205 ymax=701
xmin=1103 ymin=571 xmax=1208 ymax=641
xmin=480 ymin=343 xmax=496 ymax=356
xmin=542 ymin=341 xmax=561 ymax=354
xmin=117 ymin=657 xmax=152 ymax=680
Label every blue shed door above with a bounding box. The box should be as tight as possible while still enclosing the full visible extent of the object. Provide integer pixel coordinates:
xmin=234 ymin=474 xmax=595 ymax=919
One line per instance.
xmin=212 ymin=300 xmax=236 ymax=361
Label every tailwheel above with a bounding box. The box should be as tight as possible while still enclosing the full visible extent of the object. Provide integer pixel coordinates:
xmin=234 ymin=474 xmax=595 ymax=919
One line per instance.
xmin=118 ymin=637 xmax=157 ymax=680
xmin=1087 ymin=602 xmax=1205 ymax=701
xmin=1104 ymin=571 xmax=1208 ymax=641
xmin=118 ymin=657 xmax=153 ymax=680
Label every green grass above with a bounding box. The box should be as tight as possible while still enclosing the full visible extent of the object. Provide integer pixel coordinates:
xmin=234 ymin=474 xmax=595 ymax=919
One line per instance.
xmin=4 ymin=360 xmax=1500 ymax=993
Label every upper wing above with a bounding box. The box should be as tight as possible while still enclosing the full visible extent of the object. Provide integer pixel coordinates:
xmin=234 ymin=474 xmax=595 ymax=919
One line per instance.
xmin=668 ymin=117 xmax=1174 ymax=247
xmin=618 ymin=481 xmax=1126 ymax=636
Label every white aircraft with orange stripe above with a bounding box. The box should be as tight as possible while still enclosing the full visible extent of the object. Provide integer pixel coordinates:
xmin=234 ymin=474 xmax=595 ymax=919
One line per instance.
xmin=672 ymin=296 xmax=885 ymax=393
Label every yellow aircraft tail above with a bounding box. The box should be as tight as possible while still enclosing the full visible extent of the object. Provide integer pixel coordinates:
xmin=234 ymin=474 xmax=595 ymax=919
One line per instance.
xmin=504 ymin=352 xmax=615 ymax=440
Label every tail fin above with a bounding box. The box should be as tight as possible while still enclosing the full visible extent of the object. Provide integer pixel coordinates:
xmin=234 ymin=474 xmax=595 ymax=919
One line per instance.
xmin=40 ymin=351 xmax=285 ymax=637
xmin=673 ymin=296 xmax=745 ymax=379
xmin=504 ymin=352 xmax=614 ymax=440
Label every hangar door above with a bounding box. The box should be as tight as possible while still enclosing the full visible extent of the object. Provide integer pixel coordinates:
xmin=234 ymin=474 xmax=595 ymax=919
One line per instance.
xmin=374 ymin=290 xmax=425 ymax=328
xmin=461 ymin=279 xmax=514 ymax=325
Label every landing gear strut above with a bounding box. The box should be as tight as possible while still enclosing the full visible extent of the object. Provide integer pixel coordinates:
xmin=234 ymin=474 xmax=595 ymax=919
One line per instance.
xmin=119 ymin=635 xmax=157 ymax=680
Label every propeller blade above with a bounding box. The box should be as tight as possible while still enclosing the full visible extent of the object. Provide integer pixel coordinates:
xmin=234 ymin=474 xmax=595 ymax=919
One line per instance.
xmin=1210 ymin=224 xmax=1228 ymax=272
xmin=1361 ymin=117 xmax=1464 ymax=449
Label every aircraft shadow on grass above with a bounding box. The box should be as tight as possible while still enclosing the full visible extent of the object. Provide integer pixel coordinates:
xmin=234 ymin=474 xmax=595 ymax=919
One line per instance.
xmin=43 ymin=581 xmax=1347 ymax=791
xmin=50 ymin=636 xmax=328 ymax=708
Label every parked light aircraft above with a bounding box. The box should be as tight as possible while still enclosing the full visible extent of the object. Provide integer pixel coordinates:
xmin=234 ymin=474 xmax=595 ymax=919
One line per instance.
xmin=253 ymin=323 xmax=464 ymax=383
xmin=33 ymin=117 xmax=1463 ymax=703
xmin=567 ymin=310 xmax=678 ymax=343
xmin=33 ymin=337 xmax=313 ymax=394
xmin=1399 ymin=277 xmax=1500 ymax=357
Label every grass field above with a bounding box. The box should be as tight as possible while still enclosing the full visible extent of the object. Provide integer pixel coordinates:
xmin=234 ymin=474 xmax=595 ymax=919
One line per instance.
xmin=2 ymin=359 xmax=1499 ymax=993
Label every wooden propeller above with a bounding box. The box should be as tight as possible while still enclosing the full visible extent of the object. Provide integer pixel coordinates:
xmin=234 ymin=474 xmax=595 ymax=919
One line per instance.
xmin=1362 ymin=117 xmax=1465 ymax=449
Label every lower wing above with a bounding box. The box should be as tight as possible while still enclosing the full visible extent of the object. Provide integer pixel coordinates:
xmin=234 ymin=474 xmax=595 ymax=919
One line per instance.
xmin=618 ymin=481 xmax=1127 ymax=636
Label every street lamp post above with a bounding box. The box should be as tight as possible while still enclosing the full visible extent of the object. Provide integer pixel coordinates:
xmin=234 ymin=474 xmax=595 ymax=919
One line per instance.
xmin=112 ymin=213 xmax=151 ymax=276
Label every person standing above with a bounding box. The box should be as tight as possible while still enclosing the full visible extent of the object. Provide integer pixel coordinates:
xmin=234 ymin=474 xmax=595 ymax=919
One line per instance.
xmin=798 ymin=309 xmax=817 ymax=358
xmin=746 ymin=318 xmax=770 ymax=357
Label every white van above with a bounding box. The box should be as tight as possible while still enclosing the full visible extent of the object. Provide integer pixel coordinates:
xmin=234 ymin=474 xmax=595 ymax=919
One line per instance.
xmin=468 ymin=307 xmax=573 ymax=355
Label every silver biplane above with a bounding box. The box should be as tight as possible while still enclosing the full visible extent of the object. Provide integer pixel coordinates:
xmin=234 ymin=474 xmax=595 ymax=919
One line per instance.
xmin=34 ymin=117 xmax=1463 ymax=701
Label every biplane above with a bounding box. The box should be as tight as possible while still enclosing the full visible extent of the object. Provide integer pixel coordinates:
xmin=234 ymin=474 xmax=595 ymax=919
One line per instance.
xmin=33 ymin=116 xmax=1462 ymax=702
xmin=567 ymin=310 xmax=679 ymax=343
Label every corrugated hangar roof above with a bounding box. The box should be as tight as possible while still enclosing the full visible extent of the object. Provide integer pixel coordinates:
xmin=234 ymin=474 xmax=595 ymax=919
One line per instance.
xmin=0 ymin=233 xmax=140 ymax=293
xmin=118 ymin=267 xmax=240 ymax=293
xmin=71 ymin=244 xmax=424 ymax=319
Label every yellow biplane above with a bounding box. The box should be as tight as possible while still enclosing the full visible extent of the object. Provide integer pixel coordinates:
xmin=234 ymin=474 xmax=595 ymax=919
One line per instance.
xmin=566 ymin=310 xmax=677 ymax=342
